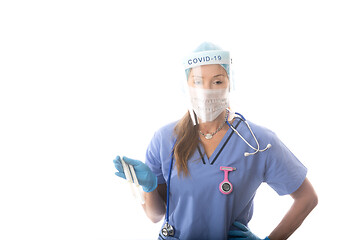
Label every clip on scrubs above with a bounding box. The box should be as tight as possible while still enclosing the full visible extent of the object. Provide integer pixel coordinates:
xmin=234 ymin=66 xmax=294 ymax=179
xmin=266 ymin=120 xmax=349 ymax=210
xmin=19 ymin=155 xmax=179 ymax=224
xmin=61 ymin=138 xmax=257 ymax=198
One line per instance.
xmin=120 ymin=157 xmax=145 ymax=205
xmin=162 ymin=111 xmax=272 ymax=238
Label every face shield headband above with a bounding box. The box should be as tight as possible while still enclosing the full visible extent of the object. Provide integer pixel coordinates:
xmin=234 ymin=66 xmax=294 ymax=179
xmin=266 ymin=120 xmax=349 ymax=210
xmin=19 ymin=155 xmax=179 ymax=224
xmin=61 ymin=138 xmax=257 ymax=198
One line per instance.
xmin=184 ymin=50 xmax=231 ymax=80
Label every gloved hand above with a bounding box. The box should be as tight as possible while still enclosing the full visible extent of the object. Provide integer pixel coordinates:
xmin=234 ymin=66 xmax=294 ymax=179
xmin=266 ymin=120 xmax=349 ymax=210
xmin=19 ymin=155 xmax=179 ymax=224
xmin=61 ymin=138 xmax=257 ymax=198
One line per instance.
xmin=228 ymin=221 xmax=270 ymax=240
xmin=113 ymin=156 xmax=157 ymax=192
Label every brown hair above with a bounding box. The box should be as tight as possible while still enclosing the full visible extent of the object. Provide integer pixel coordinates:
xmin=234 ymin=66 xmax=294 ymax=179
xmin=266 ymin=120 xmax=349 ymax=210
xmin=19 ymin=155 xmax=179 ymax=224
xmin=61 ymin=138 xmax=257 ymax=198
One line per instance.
xmin=173 ymin=112 xmax=199 ymax=176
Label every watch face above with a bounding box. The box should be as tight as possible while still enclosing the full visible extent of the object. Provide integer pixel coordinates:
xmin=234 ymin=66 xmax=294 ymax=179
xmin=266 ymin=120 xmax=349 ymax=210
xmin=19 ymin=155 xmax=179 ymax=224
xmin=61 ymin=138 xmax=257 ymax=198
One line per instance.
xmin=221 ymin=182 xmax=232 ymax=192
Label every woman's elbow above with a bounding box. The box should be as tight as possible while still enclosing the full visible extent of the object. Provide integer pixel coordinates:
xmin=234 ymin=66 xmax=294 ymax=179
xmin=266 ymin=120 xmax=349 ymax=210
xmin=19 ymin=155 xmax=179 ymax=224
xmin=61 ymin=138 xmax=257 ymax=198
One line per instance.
xmin=144 ymin=204 xmax=166 ymax=223
xmin=301 ymin=190 xmax=318 ymax=213
xmin=147 ymin=213 xmax=165 ymax=223
xmin=309 ymin=191 xmax=318 ymax=210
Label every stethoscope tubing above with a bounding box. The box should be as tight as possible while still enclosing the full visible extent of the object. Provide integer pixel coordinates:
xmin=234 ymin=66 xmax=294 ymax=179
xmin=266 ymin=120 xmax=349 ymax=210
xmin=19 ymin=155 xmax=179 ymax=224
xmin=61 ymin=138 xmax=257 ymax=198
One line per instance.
xmin=166 ymin=141 xmax=177 ymax=224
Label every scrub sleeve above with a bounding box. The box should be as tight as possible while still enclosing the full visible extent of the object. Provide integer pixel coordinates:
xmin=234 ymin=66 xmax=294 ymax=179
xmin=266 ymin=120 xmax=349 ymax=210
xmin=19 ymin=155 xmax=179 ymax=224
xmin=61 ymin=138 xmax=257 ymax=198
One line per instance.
xmin=145 ymin=127 xmax=168 ymax=185
xmin=264 ymin=131 xmax=308 ymax=195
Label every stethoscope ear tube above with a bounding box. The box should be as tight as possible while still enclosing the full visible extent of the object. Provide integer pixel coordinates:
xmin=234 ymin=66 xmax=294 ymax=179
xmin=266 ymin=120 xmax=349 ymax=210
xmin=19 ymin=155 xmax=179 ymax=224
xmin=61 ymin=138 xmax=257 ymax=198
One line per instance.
xmin=226 ymin=109 xmax=271 ymax=157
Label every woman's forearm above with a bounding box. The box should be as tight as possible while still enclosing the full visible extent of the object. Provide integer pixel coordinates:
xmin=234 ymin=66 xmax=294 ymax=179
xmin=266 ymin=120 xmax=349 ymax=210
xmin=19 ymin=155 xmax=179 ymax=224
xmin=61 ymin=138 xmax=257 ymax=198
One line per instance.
xmin=268 ymin=196 xmax=317 ymax=239
xmin=269 ymin=178 xmax=318 ymax=240
xmin=142 ymin=184 xmax=167 ymax=223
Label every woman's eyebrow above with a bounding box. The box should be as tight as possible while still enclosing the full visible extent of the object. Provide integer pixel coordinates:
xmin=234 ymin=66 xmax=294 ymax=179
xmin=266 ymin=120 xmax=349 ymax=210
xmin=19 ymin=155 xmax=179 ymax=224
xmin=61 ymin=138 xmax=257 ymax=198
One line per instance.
xmin=213 ymin=74 xmax=225 ymax=78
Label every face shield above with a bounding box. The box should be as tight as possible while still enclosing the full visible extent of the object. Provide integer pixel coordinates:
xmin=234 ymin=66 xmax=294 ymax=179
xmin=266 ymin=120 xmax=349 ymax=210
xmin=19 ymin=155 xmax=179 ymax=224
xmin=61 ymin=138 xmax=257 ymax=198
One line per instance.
xmin=183 ymin=47 xmax=231 ymax=125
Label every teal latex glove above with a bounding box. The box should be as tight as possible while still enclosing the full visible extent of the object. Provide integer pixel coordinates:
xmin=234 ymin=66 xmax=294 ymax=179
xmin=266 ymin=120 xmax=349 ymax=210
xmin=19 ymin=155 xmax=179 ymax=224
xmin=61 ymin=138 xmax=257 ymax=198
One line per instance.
xmin=228 ymin=222 xmax=270 ymax=240
xmin=113 ymin=156 xmax=157 ymax=192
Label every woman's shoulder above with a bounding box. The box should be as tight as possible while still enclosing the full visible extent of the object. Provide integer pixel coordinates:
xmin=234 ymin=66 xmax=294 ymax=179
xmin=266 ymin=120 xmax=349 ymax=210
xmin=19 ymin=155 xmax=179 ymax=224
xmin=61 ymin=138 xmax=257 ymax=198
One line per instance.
xmin=246 ymin=120 xmax=277 ymax=140
xmin=157 ymin=121 xmax=178 ymax=134
xmin=151 ymin=120 xmax=179 ymax=142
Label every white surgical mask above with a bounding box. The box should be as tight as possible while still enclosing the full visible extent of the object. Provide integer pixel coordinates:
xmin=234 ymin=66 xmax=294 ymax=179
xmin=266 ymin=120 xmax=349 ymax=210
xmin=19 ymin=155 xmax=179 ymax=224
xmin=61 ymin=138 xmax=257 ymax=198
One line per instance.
xmin=188 ymin=87 xmax=229 ymax=122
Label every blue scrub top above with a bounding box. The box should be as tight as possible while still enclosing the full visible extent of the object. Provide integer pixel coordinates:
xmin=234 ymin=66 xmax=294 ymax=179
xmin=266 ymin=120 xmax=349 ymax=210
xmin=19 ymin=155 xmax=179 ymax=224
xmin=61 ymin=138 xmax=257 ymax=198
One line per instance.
xmin=145 ymin=118 xmax=307 ymax=240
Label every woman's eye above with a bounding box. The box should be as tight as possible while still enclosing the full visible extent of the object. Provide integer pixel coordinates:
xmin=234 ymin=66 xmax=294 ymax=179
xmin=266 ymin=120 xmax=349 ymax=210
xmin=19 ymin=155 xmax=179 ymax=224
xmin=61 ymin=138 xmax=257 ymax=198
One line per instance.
xmin=193 ymin=78 xmax=202 ymax=85
xmin=213 ymin=80 xmax=223 ymax=85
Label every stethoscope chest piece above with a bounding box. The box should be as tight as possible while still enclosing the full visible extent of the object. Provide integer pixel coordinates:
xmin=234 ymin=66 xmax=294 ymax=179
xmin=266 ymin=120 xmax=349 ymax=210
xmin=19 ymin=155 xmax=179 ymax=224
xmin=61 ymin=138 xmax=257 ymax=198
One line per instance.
xmin=219 ymin=166 xmax=236 ymax=195
xmin=162 ymin=222 xmax=174 ymax=237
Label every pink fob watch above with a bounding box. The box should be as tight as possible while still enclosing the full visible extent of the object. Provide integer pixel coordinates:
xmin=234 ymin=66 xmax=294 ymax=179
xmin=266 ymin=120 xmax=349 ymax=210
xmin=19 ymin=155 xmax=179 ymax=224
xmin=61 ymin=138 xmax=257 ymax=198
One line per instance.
xmin=219 ymin=166 xmax=236 ymax=194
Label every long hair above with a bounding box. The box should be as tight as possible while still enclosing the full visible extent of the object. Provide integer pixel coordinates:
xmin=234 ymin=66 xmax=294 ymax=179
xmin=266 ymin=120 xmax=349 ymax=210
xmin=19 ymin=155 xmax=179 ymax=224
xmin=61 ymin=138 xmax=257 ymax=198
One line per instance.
xmin=173 ymin=112 xmax=199 ymax=176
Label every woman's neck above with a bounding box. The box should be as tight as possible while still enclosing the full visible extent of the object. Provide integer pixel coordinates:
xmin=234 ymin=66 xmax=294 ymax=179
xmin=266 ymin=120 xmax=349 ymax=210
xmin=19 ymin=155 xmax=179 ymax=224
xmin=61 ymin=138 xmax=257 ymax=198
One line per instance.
xmin=198 ymin=111 xmax=227 ymax=133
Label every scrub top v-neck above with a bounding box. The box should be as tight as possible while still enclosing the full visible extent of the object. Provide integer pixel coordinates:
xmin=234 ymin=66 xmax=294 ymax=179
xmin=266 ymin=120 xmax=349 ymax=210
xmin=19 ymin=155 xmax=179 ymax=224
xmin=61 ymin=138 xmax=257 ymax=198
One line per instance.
xmin=197 ymin=120 xmax=242 ymax=165
xmin=145 ymin=118 xmax=307 ymax=240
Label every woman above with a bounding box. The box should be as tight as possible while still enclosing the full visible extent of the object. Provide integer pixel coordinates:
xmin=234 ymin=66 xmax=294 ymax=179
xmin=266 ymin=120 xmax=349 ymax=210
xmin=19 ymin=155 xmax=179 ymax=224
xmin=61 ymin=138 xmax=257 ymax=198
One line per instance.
xmin=113 ymin=42 xmax=318 ymax=240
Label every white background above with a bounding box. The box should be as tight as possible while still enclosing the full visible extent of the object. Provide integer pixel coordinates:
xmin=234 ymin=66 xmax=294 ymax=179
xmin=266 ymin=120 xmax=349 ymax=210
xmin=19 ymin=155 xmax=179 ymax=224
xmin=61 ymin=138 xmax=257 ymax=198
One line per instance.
xmin=1 ymin=0 xmax=359 ymax=239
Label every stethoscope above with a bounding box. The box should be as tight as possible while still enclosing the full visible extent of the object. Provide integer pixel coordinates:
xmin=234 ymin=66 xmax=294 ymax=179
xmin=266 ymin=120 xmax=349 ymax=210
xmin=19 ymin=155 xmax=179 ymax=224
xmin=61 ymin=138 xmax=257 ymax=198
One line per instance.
xmin=225 ymin=109 xmax=272 ymax=157
xmin=161 ymin=110 xmax=271 ymax=238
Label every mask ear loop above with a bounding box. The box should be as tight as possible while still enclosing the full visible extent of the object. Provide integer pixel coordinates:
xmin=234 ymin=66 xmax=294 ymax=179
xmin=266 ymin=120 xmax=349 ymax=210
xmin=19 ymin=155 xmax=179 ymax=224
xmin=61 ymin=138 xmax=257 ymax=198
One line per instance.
xmin=190 ymin=109 xmax=198 ymax=125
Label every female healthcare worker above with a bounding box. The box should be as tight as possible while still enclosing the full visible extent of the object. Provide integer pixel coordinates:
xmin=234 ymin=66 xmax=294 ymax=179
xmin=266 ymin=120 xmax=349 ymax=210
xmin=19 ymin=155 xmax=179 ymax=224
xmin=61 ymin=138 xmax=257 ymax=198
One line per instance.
xmin=113 ymin=42 xmax=318 ymax=240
